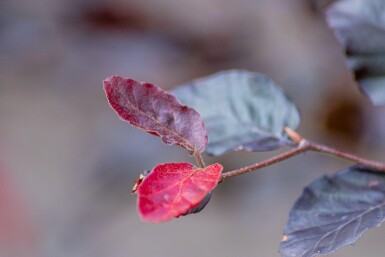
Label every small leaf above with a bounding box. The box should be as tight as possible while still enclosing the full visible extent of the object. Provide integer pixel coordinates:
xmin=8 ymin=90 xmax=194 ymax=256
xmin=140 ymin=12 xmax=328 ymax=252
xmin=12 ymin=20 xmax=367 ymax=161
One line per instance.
xmin=104 ymin=76 xmax=208 ymax=154
xmin=136 ymin=162 xmax=223 ymax=223
xmin=172 ymin=70 xmax=300 ymax=156
xmin=280 ymin=166 xmax=385 ymax=257
xmin=322 ymin=0 xmax=385 ymax=105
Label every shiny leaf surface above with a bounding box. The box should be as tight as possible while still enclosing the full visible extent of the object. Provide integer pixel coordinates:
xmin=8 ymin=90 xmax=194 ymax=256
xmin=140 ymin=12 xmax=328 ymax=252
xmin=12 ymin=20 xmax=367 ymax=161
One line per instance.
xmin=173 ymin=70 xmax=300 ymax=156
xmin=104 ymin=76 xmax=208 ymax=154
xmin=280 ymin=166 xmax=385 ymax=257
xmin=137 ymin=162 xmax=223 ymax=223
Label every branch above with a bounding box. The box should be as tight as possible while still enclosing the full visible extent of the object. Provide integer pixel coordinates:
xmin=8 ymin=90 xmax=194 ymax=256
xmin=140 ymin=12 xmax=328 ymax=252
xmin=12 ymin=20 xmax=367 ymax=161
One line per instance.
xmin=220 ymin=141 xmax=309 ymax=182
xmin=220 ymin=127 xmax=385 ymax=182
xmin=307 ymin=141 xmax=385 ymax=171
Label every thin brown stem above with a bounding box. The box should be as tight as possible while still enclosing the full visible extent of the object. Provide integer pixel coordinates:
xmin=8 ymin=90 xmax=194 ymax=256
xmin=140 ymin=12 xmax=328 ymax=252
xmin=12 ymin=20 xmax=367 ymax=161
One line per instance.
xmin=220 ymin=141 xmax=309 ymax=182
xmin=194 ymin=152 xmax=205 ymax=168
xmin=220 ymin=128 xmax=385 ymax=182
xmin=284 ymin=127 xmax=385 ymax=171
xmin=307 ymin=140 xmax=385 ymax=171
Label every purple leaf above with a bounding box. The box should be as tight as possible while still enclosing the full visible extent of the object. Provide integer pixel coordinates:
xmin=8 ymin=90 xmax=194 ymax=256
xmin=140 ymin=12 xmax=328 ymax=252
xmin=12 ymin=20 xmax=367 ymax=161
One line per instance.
xmin=104 ymin=76 xmax=208 ymax=154
xmin=173 ymin=70 xmax=300 ymax=156
xmin=280 ymin=166 xmax=385 ymax=257
xmin=319 ymin=0 xmax=385 ymax=105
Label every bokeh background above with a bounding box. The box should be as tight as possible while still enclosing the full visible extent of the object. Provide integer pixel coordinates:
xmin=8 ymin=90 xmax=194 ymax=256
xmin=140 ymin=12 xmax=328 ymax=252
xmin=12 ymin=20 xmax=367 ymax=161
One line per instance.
xmin=1 ymin=0 xmax=385 ymax=256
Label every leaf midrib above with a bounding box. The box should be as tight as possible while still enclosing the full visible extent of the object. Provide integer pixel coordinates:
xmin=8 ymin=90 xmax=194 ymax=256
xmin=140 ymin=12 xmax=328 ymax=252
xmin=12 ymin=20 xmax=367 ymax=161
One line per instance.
xmin=125 ymin=86 xmax=198 ymax=152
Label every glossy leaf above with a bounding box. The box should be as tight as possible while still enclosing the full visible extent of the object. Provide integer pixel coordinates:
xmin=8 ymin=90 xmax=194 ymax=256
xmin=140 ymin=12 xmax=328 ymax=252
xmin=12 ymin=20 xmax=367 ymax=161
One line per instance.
xmin=136 ymin=162 xmax=223 ymax=223
xmin=104 ymin=76 xmax=208 ymax=154
xmin=323 ymin=0 xmax=385 ymax=105
xmin=280 ymin=166 xmax=385 ymax=257
xmin=172 ymin=70 xmax=300 ymax=156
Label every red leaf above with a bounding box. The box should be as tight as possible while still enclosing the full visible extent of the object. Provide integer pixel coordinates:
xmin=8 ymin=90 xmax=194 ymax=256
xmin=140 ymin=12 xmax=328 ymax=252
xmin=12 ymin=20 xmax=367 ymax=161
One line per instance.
xmin=136 ymin=162 xmax=223 ymax=223
xmin=104 ymin=76 xmax=208 ymax=154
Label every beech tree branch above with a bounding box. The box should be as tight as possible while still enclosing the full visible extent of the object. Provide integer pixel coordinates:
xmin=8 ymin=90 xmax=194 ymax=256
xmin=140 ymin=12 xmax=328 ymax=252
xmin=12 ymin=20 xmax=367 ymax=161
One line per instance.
xmin=306 ymin=141 xmax=385 ymax=171
xmin=220 ymin=127 xmax=385 ymax=182
xmin=220 ymin=143 xmax=308 ymax=182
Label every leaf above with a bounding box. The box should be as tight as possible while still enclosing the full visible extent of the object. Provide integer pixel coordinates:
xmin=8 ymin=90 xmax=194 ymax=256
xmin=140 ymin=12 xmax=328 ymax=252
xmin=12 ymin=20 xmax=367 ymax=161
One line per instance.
xmin=104 ymin=76 xmax=208 ymax=154
xmin=310 ymin=0 xmax=337 ymax=10
xmin=172 ymin=70 xmax=300 ymax=156
xmin=181 ymin=191 xmax=213 ymax=216
xmin=322 ymin=0 xmax=385 ymax=105
xmin=280 ymin=166 xmax=385 ymax=257
xmin=350 ymin=55 xmax=385 ymax=105
xmin=136 ymin=162 xmax=223 ymax=223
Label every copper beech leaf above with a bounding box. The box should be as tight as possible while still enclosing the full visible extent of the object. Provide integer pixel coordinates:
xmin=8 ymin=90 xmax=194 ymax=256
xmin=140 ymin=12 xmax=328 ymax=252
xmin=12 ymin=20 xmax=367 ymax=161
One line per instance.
xmin=320 ymin=0 xmax=385 ymax=105
xmin=136 ymin=162 xmax=223 ymax=223
xmin=104 ymin=76 xmax=208 ymax=154
xmin=280 ymin=166 xmax=385 ymax=257
xmin=172 ymin=70 xmax=300 ymax=156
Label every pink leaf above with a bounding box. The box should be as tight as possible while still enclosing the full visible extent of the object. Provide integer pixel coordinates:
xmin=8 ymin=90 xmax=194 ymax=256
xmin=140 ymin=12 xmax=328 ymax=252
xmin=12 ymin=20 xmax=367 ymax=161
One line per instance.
xmin=136 ymin=162 xmax=223 ymax=223
xmin=104 ymin=76 xmax=208 ymax=154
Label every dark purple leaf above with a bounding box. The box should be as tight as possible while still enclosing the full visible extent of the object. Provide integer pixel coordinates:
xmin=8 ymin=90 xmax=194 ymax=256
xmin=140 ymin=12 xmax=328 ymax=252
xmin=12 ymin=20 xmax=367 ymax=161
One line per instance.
xmin=172 ymin=70 xmax=300 ymax=156
xmin=321 ymin=0 xmax=385 ymax=105
xmin=104 ymin=76 xmax=208 ymax=154
xmin=280 ymin=166 xmax=385 ymax=257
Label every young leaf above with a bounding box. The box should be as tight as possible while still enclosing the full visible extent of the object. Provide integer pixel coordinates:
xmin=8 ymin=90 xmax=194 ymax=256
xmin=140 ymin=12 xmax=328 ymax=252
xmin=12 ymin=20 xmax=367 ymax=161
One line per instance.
xmin=172 ymin=70 xmax=300 ymax=156
xmin=104 ymin=76 xmax=208 ymax=154
xmin=322 ymin=0 xmax=385 ymax=105
xmin=280 ymin=166 xmax=385 ymax=257
xmin=136 ymin=162 xmax=223 ymax=223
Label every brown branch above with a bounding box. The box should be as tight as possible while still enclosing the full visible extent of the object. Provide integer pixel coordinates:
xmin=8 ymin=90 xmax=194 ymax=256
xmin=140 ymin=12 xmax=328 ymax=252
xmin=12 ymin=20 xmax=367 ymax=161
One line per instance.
xmin=220 ymin=127 xmax=385 ymax=182
xmin=306 ymin=140 xmax=385 ymax=171
xmin=220 ymin=141 xmax=309 ymax=182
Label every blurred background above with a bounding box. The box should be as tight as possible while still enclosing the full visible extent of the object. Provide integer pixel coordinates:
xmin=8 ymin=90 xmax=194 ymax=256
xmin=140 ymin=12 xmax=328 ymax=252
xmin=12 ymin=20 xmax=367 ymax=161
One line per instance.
xmin=1 ymin=0 xmax=385 ymax=256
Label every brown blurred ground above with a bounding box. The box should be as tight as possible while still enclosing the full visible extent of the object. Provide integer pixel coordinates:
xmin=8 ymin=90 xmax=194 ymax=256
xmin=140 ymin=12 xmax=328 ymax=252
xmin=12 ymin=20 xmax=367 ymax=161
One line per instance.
xmin=1 ymin=0 xmax=385 ymax=256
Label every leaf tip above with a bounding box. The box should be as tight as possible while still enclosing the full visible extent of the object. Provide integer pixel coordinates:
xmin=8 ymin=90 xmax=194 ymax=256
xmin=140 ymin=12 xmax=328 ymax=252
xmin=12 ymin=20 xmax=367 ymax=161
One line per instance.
xmin=103 ymin=75 xmax=117 ymax=87
xmin=103 ymin=75 xmax=121 ymax=98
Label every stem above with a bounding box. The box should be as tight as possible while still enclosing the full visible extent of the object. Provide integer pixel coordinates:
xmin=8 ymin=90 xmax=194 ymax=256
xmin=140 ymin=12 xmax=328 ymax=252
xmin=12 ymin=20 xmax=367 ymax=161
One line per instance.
xmin=220 ymin=141 xmax=308 ymax=182
xmin=307 ymin=140 xmax=385 ymax=171
xmin=220 ymin=128 xmax=385 ymax=182
xmin=194 ymin=152 xmax=205 ymax=168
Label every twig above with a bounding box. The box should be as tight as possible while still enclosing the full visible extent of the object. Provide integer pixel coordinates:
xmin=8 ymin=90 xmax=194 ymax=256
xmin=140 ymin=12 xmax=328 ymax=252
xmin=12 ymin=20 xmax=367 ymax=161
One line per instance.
xmin=306 ymin=140 xmax=385 ymax=171
xmin=220 ymin=127 xmax=385 ymax=182
xmin=286 ymin=127 xmax=385 ymax=171
xmin=220 ymin=141 xmax=309 ymax=182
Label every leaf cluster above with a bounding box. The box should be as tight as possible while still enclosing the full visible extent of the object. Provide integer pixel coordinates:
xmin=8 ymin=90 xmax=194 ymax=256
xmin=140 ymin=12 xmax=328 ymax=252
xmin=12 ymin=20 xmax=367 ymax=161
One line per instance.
xmin=103 ymin=0 xmax=385 ymax=256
